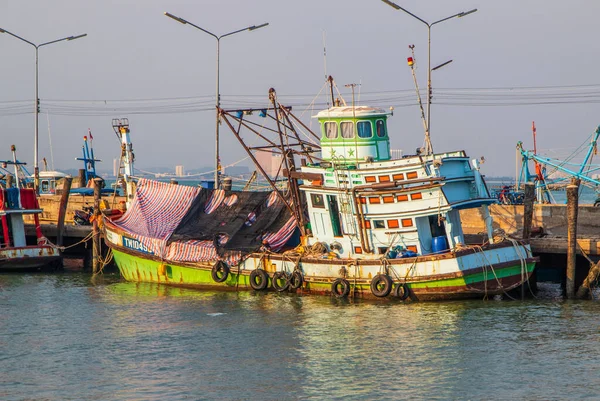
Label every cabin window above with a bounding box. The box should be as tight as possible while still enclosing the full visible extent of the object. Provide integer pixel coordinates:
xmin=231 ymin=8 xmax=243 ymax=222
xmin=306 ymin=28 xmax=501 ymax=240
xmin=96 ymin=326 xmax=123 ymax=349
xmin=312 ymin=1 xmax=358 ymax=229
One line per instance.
xmin=410 ymin=193 xmax=423 ymax=200
xmin=357 ymin=121 xmax=372 ymax=138
xmin=324 ymin=122 xmax=337 ymax=139
xmin=373 ymin=220 xmax=385 ymax=229
xmin=387 ymin=219 xmax=400 ymax=229
xmin=382 ymin=195 xmax=394 ymax=203
xmin=311 ymin=193 xmax=325 ymax=208
xmin=401 ymin=218 xmax=413 ymax=227
xmin=341 ymin=121 xmax=355 ymax=138
xmin=41 ymin=180 xmax=50 ymax=193
xmin=376 ymin=120 xmax=387 ymax=138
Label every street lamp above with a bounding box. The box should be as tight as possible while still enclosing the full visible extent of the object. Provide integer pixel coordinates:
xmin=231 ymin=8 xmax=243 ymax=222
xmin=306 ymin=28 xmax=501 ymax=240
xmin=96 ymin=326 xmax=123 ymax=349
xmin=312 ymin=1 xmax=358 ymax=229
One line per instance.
xmin=0 ymin=28 xmax=87 ymax=191
xmin=164 ymin=12 xmax=268 ymax=189
xmin=381 ymin=0 xmax=476 ymax=154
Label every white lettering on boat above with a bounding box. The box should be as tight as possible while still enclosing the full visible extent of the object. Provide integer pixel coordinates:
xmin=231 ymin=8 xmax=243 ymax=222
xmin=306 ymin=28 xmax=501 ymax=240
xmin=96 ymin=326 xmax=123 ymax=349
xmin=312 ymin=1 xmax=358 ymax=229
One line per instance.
xmin=122 ymin=236 xmax=154 ymax=255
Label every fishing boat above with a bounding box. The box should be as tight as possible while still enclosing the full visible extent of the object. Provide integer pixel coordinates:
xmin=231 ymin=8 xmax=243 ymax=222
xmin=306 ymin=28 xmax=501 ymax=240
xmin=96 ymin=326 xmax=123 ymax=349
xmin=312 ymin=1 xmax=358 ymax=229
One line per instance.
xmin=0 ymin=174 xmax=61 ymax=271
xmin=103 ymin=88 xmax=537 ymax=301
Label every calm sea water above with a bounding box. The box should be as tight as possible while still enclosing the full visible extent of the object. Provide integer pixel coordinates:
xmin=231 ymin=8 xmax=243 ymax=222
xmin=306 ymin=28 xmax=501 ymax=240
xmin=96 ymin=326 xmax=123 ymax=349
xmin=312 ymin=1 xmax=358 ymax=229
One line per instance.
xmin=2 ymin=271 xmax=600 ymax=401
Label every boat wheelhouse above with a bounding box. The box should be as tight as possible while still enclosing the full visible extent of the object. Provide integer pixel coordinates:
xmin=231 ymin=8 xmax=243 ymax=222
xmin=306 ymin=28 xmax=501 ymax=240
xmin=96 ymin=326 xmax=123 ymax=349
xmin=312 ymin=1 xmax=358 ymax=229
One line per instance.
xmin=302 ymin=105 xmax=493 ymax=259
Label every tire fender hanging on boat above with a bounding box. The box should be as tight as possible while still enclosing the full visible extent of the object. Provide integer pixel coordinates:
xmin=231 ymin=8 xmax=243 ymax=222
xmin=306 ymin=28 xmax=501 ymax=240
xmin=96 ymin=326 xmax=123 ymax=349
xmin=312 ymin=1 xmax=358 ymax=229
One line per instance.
xmin=332 ymin=278 xmax=351 ymax=298
xmin=370 ymin=274 xmax=393 ymax=297
xmin=250 ymin=268 xmax=269 ymax=291
xmin=394 ymin=283 xmax=410 ymax=300
xmin=290 ymin=270 xmax=303 ymax=289
xmin=272 ymin=271 xmax=290 ymax=292
xmin=211 ymin=260 xmax=230 ymax=283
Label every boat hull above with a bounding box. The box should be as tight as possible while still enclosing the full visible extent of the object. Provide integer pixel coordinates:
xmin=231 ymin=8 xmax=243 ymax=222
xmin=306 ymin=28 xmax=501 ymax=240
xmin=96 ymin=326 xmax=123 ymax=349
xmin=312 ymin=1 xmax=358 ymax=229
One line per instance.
xmin=0 ymin=246 xmax=62 ymax=271
xmin=110 ymin=244 xmax=536 ymax=301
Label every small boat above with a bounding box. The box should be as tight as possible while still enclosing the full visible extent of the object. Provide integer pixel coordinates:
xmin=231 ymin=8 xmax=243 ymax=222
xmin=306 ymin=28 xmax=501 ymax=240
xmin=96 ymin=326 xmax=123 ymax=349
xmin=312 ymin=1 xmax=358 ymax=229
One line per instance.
xmin=36 ymin=133 xmax=116 ymax=196
xmin=103 ymin=90 xmax=537 ymax=301
xmin=0 ymin=186 xmax=61 ymax=271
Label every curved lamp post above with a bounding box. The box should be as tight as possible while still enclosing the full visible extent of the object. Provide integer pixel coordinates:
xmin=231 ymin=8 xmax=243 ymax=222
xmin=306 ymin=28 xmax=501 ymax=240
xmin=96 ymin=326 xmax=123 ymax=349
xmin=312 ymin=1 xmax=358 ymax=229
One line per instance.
xmin=164 ymin=12 xmax=268 ymax=189
xmin=0 ymin=28 xmax=86 ymax=191
xmin=381 ymin=0 xmax=476 ymax=154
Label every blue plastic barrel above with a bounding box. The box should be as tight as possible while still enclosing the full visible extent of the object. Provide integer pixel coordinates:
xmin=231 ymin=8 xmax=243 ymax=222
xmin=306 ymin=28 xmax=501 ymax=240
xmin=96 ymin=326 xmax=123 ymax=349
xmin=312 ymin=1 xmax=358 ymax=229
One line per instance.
xmin=432 ymin=236 xmax=449 ymax=254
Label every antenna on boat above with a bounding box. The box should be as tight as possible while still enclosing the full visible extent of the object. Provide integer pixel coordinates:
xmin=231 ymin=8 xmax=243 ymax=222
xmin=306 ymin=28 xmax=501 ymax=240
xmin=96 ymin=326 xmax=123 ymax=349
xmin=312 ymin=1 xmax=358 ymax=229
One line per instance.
xmin=407 ymin=45 xmax=431 ymax=155
xmin=46 ymin=111 xmax=55 ymax=171
xmin=323 ymin=31 xmax=328 ymax=90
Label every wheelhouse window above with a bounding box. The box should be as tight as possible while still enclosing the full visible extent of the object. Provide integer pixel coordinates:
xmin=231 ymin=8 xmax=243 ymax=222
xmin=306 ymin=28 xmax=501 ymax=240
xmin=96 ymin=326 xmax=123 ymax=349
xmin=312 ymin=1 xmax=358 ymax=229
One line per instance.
xmin=324 ymin=122 xmax=338 ymax=139
xmin=340 ymin=121 xmax=354 ymax=139
xmin=373 ymin=220 xmax=385 ymax=229
xmin=357 ymin=121 xmax=372 ymax=138
xmin=376 ymin=120 xmax=387 ymax=138
xmin=311 ymin=193 xmax=325 ymax=208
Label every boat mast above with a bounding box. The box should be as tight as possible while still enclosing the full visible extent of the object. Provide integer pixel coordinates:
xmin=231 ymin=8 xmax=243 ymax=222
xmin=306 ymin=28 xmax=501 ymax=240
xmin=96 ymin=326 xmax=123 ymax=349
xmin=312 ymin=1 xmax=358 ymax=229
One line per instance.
xmin=112 ymin=118 xmax=135 ymax=207
xmin=10 ymin=145 xmax=21 ymax=190
xmin=407 ymin=45 xmax=431 ymax=154
xmin=328 ymin=75 xmax=335 ymax=106
xmin=268 ymin=88 xmax=306 ymax=232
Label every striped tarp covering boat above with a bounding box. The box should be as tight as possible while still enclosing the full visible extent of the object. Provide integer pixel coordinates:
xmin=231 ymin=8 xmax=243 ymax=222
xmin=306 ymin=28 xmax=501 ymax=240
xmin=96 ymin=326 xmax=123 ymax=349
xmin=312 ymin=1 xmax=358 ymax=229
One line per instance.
xmin=109 ymin=179 xmax=298 ymax=264
xmin=112 ymin=178 xmax=199 ymax=255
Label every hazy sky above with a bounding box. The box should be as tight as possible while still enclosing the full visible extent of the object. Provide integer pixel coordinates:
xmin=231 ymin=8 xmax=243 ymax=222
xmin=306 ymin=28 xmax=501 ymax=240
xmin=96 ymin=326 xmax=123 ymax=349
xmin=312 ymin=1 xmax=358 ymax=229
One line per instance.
xmin=2 ymin=0 xmax=600 ymax=177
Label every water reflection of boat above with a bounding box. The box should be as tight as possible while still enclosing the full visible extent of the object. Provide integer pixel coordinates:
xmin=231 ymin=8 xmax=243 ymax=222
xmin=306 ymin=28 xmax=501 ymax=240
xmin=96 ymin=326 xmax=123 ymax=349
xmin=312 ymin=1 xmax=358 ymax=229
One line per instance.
xmin=103 ymin=88 xmax=537 ymax=301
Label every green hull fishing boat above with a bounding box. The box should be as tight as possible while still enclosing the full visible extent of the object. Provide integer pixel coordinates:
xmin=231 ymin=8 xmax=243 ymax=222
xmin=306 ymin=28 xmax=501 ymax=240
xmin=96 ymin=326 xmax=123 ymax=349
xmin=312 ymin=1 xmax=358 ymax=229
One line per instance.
xmin=104 ymin=89 xmax=536 ymax=301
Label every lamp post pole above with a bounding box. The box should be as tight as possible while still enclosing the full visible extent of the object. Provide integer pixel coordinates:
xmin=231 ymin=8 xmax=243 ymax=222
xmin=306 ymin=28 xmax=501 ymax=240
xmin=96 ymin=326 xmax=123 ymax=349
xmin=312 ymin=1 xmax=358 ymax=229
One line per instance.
xmin=0 ymin=28 xmax=87 ymax=192
xmin=164 ymin=12 xmax=268 ymax=189
xmin=381 ymin=1 xmax=476 ymax=154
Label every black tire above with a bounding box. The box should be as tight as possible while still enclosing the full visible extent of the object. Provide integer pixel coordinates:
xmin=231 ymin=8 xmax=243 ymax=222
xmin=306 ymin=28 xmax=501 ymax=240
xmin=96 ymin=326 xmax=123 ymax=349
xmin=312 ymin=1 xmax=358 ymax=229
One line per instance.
xmin=290 ymin=271 xmax=303 ymax=290
xmin=272 ymin=271 xmax=290 ymax=292
xmin=394 ymin=283 xmax=410 ymax=300
xmin=331 ymin=278 xmax=350 ymax=298
xmin=211 ymin=260 xmax=230 ymax=283
xmin=370 ymin=274 xmax=393 ymax=297
xmin=250 ymin=268 xmax=269 ymax=291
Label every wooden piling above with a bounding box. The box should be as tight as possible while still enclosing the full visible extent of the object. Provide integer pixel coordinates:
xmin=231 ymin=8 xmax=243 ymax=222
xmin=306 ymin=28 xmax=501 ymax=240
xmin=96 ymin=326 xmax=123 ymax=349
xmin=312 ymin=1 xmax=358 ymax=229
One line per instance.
xmin=56 ymin=176 xmax=73 ymax=248
xmin=78 ymin=169 xmax=86 ymax=187
xmin=576 ymin=261 xmax=600 ymax=299
xmin=92 ymin=178 xmax=102 ymax=275
xmin=522 ymin=182 xmax=535 ymax=240
xmin=566 ymin=178 xmax=580 ymax=299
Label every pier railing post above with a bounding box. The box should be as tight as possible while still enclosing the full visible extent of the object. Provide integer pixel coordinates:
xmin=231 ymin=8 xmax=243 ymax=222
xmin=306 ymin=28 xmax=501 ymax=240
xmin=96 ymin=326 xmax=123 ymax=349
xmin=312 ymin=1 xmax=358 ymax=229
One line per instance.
xmin=522 ymin=182 xmax=535 ymax=240
xmin=92 ymin=178 xmax=102 ymax=275
xmin=566 ymin=178 xmax=580 ymax=299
